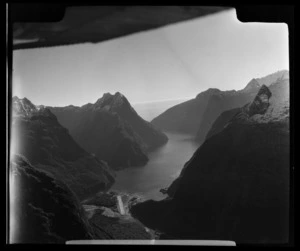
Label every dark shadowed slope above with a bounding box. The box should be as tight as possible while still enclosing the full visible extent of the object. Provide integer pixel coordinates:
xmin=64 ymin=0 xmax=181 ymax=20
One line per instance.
xmin=206 ymin=77 xmax=289 ymax=140
xmin=151 ymin=70 xmax=289 ymax=142
xmin=131 ymin=83 xmax=289 ymax=244
xmin=11 ymin=97 xmax=115 ymax=200
xmin=196 ymin=70 xmax=289 ymax=141
xmin=9 ymin=155 xmax=111 ymax=243
xmin=194 ymin=70 xmax=289 ymax=141
xmin=49 ymin=92 xmax=168 ymax=170
xmin=151 ymin=82 xmax=260 ymax=138
xmin=151 ymin=88 xmax=222 ymax=135
xmin=195 ymin=88 xmax=259 ymax=142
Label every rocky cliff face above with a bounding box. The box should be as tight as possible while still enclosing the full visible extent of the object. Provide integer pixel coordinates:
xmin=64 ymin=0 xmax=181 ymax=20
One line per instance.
xmin=151 ymin=83 xmax=260 ymax=140
xmin=246 ymin=85 xmax=272 ymax=116
xmin=9 ymin=155 xmax=109 ymax=243
xmin=194 ymin=83 xmax=264 ymax=142
xmin=131 ymin=82 xmax=290 ymax=244
xmin=206 ymin=78 xmax=289 ymax=140
xmin=195 ymin=70 xmax=289 ymax=142
xmin=49 ymin=92 xmax=168 ymax=170
xmin=255 ymin=70 xmax=289 ymax=87
xmin=150 ymin=70 xmax=289 ymax=143
xmin=11 ymin=97 xmax=115 ymax=200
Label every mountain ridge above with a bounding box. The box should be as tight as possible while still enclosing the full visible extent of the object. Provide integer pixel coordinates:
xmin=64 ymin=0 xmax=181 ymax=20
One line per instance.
xmin=131 ymin=81 xmax=290 ymax=243
xmin=151 ymin=70 xmax=289 ymax=142
xmin=11 ymin=97 xmax=115 ymax=200
xmin=49 ymin=92 xmax=168 ymax=169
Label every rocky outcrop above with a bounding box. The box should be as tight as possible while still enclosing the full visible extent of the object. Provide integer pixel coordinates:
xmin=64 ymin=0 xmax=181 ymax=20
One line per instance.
xmin=205 ymin=107 xmax=241 ymax=140
xmin=242 ymin=78 xmax=261 ymax=92
xmin=9 ymin=155 xmax=108 ymax=243
xmin=150 ymin=70 xmax=289 ymax=143
xmin=11 ymin=97 xmax=115 ymax=200
xmin=247 ymin=85 xmax=272 ymax=116
xmin=131 ymin=82 xmax=290 ymax=244
xmin=195 ymin=87 xmax=260 ymax=142
xmin=49 ymin=92 xmax=168 ymax=170
xmin=196 ymin=70 xmax=289 ymax=142
xmin=206 ymin=78 xmax=289 ymax=141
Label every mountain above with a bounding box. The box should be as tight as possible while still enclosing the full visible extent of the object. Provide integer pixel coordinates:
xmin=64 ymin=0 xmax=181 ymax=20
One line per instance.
xmin=206 ymin=77 xmax=289 ymax=140
xmin=151 ymin=88 xmax=222 ymax=135
xmin=151 ymin=85 xmax=260 ymax=138
xmin=131 ymin=81 xmax=290 ymax=243
xmin=9 ymin=154 xmax=107 ymax=243
xmin=195 ymin=70 xmax=289 ymax=141
xmin=255 ymin=69 xmax=289 ymax=86
xmin=195 ymin=87 xmax=260 ymax=142
xmin=11 ymin=97 xmax=115 ymax=200
xmin=242 ymin=78 xmax=261 ymax=92
xmin=49 ymin=92 xmax=168 ymax=170
xmin=151 ymin=70 xmax=289 ymax=142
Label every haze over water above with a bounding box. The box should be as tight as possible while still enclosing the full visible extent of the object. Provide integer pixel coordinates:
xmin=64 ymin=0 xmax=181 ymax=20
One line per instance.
xmin=132 ymin=98 xmax=190 ymax=121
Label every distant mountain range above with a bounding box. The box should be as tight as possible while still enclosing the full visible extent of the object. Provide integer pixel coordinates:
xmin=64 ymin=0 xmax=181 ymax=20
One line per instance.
xmin=131 ymin=77 xmax=290 ymax=243
xmin=11 ymin=97 xmax=115 ymax=200
xmin=151 ymin=70 xmax=289 ymax=142
xmin=49 ymin=92 xmax=168 ymax=170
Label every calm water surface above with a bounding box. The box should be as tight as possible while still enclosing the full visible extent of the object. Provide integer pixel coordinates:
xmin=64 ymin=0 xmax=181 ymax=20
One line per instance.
xmin=110 ymin=132 xmax=200 ymax=201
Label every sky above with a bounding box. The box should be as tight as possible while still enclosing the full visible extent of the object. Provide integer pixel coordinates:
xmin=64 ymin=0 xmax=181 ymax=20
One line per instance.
xmin=12 ymin=8 xmax=289 ymax=107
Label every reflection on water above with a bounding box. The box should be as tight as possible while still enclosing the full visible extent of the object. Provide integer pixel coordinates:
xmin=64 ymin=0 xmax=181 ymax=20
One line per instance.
xmin=110 ymin=132 xmax=200 ymax=201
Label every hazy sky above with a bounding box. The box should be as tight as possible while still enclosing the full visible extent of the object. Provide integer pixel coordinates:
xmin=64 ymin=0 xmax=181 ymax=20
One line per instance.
xmin=13 ymin=8 xmax=289 ymax=107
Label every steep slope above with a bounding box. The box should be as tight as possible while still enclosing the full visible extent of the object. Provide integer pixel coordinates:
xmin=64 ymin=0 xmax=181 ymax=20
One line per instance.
xmin=206 ymin=78 xmax=289 ymax=140
xmin=242 ymin=78 xmax=261 ymax=92
xmin=195 ymin=87 xmax=259 ymax=141
xmin=150 ymin=70 xmax=289 ymax=141
xmin=131 ymin=83 xmax=290 ymax=244
xmin=255 ymin=69 xmax=289 ymax=86
xmin=11 ymin=97 xmax=115 ymax=200
xmin=151 ymin=88 xmax=222 ymax=135
xmin=205 ymin=107 xmax=241 ymax=141
xmin=9 ymin=155 xmax=110 ymax=243
xmin=151 ymin=84 xmax=260 ymax=138
xmin=49 ymin=92 xmax=168 ymax=169
xmin=195 ymin=71 xmax=289 ymax=141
